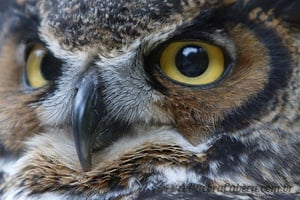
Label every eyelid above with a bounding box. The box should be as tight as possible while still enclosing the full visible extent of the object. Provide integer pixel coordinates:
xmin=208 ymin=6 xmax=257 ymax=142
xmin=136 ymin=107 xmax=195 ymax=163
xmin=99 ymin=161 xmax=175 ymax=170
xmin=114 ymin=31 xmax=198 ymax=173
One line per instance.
xmin=24 ymin=42 xmax=46 ymax=61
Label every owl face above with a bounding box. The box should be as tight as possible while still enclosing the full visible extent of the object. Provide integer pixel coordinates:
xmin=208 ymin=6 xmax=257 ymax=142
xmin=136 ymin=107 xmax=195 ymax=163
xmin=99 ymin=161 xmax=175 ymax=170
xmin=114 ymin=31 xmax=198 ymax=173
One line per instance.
xmin=0 ymin=0 xmax=299 ymax=199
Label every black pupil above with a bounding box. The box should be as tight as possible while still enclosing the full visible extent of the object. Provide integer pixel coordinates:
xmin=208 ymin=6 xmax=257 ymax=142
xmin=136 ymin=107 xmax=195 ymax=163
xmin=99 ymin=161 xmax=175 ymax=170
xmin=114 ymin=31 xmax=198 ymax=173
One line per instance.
xmin=175 ymin=45 xmax=209 ymax=77
xmin=41 ymin=53 xmax=62 ymax=81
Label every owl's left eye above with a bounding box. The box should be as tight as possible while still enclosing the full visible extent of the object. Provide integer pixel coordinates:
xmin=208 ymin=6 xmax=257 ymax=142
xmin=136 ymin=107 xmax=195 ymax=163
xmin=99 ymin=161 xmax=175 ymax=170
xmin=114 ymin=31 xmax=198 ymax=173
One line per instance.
xmin=157 ymin=41 xmax=226 ymax=86
xmin=24 ymin=44 xmax=62 ymax=89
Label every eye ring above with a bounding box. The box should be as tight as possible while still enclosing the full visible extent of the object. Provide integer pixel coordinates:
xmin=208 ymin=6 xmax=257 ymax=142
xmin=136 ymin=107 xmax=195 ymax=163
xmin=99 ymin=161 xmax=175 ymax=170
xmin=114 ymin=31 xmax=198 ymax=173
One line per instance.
xmin=158 ymin=41 xmax=227 ymax=86
xmin=24 ymin=44 xmax=62 ymax=89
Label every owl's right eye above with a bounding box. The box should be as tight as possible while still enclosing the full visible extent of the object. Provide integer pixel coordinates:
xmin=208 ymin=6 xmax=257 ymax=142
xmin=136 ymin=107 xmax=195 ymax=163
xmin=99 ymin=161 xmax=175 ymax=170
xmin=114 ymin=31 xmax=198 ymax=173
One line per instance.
xmin=158 ymin=41 xmax=226 ymax=86
xmin=24 ymin=44 xmax=62 ymax=89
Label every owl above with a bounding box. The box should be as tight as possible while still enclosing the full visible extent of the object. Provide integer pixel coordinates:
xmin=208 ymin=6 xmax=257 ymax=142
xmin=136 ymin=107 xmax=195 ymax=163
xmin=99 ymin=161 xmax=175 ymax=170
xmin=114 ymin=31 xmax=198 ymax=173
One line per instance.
xmin=0 ymin=0 xmax=299 ymax=199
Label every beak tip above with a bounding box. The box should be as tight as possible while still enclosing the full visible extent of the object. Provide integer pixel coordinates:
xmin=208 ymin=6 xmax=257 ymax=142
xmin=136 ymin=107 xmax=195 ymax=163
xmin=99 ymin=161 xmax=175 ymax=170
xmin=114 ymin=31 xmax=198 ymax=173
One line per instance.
xmin=74 ymin=135 xmax=93 ymax=172
xmin=79 ymin=155 xmax=92 ymax=172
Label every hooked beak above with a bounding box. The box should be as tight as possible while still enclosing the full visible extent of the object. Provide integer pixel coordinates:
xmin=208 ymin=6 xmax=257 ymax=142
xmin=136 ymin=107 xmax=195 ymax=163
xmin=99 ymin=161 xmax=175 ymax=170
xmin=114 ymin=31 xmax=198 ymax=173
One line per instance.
xmin=71 ymin=71 xmax=104 ymax=172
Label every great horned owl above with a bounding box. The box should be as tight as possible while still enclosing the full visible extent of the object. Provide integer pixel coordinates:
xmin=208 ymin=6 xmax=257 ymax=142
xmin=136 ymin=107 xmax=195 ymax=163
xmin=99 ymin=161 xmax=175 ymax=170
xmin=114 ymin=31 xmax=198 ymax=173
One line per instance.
xmin=0 ymin=0 xmax=299 ymax=199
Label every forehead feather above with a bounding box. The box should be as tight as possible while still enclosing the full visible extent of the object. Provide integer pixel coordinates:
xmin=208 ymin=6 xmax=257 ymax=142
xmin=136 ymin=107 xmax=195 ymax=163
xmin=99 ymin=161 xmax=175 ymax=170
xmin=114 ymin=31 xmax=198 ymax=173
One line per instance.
xmin=34 ymin=0 xmax=225 ymax=50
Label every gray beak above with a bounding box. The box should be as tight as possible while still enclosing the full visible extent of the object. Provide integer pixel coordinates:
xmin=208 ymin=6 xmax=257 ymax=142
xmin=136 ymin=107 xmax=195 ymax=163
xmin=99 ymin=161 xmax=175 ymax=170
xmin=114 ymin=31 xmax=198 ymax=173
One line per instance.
xmin=71 ymin=70 xmax=104 ymax=172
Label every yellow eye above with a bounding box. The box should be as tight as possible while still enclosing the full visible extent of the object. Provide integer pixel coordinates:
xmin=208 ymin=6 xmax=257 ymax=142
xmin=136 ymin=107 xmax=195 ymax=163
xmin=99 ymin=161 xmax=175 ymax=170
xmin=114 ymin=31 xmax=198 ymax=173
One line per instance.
xmin=159 ymin=41 xmax=225 ymax=86
xmin=24 ymin=44 xmax=62 ymax=89
xmin=25 ymin=45 xmax=49 ymax=88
